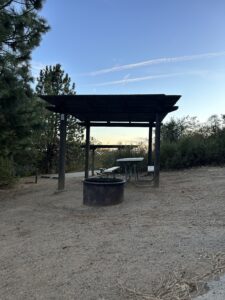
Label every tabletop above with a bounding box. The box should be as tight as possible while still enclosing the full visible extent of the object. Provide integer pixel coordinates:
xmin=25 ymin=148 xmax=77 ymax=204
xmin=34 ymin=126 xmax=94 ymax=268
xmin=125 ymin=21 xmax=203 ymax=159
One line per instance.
xmin=116 ymin=157 xmax=144 ymax=163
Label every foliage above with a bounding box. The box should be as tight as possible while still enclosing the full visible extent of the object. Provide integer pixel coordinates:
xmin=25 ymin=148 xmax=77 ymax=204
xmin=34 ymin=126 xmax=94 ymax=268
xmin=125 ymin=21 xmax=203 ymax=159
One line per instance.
xmin=35 ymin=64 xmax=84 ymax=173
xmin=0 ymin=156 xmax=16 ymax=187
xmin=160 ymin=115 xmax=225 ymax=169
xmin=0 ymin=0 xmax=49 ymax=184
xmin=0 ymin=0 xmax=49 ymax=60
xmin=94 ymin=115 xmax=225 ymax=172
xmin=161 ymin=116 xmax=200 ymax=142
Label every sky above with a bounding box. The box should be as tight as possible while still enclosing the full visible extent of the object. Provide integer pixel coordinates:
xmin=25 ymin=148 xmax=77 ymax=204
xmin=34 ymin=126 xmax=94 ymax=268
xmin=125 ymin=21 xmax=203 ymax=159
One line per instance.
xmin=32 ymin=0 xmax=225 ymax=143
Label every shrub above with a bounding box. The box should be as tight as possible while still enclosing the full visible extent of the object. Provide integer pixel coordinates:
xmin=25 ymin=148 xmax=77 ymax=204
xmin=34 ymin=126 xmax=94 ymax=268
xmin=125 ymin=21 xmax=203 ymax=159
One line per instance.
xmin=0 ymin=157 xmax=16 ymax=188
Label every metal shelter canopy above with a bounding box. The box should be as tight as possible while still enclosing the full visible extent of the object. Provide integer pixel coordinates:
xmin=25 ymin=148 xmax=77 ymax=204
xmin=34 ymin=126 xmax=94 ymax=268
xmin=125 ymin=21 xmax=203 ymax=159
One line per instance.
xmin=40 ymin=94 xmax=180 ymax=125
xmin=40 ymin=94 xmax=181 ymax=190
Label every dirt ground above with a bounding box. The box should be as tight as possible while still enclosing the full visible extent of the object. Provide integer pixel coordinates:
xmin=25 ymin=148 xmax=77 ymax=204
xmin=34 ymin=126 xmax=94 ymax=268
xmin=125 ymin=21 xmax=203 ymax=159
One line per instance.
xmin=1 ymin=167 xmax=225 ymax=300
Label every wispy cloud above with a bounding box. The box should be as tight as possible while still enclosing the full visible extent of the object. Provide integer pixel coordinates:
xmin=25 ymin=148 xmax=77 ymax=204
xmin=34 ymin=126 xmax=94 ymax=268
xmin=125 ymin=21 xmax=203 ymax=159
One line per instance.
xmin=85 ymin=51 xmax=225 ymax=76
xmin=87 ymin=70 xmax=205 ymax=87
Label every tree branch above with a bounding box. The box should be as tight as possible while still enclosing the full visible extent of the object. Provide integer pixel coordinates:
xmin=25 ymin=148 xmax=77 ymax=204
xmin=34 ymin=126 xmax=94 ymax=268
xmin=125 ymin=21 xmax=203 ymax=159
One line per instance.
xmin=0 ymin=0 xmax=14 ymax=10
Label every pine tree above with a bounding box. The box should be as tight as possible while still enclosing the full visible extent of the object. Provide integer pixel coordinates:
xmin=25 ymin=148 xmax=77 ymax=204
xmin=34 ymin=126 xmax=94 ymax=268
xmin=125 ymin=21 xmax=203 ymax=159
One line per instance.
xmin=36 ymin=64 xmax=84 ymax=173
xmin=0 ymin=0 xmax=49 ymax=185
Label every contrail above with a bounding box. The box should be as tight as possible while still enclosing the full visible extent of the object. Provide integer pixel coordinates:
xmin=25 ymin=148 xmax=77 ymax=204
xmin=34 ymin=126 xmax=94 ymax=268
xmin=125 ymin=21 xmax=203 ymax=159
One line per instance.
xmin=86 ymin=51 xmax=225 ymax=76
xmin=87 ymin=70 xmax=204 ymax=87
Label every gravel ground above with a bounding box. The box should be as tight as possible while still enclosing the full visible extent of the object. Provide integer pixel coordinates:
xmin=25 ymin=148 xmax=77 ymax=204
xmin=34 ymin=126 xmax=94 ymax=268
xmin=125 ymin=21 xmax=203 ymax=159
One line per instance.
xmin=195 ymin=274 xmax=225 ymax=300
xmin=0 ymin=167 xmax=225 ymax=299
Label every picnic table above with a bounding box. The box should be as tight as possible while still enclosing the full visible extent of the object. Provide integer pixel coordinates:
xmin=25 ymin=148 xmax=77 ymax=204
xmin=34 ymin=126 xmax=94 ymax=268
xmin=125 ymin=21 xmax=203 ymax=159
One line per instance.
xmin=116 ymin=157 xmax=144 ymax=180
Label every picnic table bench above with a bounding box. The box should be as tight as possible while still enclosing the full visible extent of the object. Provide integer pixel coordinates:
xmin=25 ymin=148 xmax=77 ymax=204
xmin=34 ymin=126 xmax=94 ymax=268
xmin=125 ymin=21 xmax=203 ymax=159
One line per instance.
xmin=96 ymin=166 xmax=120 ymax=178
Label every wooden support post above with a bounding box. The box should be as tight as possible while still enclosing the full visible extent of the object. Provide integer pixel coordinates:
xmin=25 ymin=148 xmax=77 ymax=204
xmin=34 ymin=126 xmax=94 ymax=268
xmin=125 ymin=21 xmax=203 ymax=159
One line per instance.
xmin=58 ymin=113 xmax=67 ymax=190
xmin=91 ymin=148 xmax=95 ymax=176
xmin=148 ymin=125 xmax=153 ymax=174
xmin=154 ymin=113 xmax=161 ymax=187
xmin=85 ymin=123 xmax=90 ymax=179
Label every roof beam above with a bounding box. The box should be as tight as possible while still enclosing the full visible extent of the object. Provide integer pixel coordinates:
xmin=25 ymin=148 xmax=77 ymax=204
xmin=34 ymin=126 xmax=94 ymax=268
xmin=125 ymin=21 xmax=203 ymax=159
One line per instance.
xmin=78 ymin=122 xmax=155 ymax=127
xmin=81 ymin=144 xmax=138 ymax=150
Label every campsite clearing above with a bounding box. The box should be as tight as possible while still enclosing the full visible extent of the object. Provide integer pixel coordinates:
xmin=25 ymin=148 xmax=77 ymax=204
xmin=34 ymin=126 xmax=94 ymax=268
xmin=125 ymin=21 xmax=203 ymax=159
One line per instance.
xmin=1 ymin=167 xmax=225 ymax=299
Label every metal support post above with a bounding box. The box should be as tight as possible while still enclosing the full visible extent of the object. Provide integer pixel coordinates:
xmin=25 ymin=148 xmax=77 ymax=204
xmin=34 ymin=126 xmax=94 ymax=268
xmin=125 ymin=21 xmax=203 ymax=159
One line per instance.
xmin=58 ymin=113 xmax=67 ymax=190
xmin=85 ymin=123 xmax=90 ymax=179
xmin=154 ymin=114 xmax=161 ymax=187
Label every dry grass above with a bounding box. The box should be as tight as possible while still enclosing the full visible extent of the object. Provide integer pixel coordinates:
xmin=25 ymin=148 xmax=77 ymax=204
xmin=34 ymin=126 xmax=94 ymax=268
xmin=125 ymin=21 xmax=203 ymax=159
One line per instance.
xmin=118 ymin=252 xmax=225 ymax=300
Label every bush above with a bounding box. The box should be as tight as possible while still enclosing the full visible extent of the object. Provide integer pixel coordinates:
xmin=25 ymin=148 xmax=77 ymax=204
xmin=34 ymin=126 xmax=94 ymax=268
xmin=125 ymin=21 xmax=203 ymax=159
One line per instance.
xmin=160 ymin=115 xmax=225 ymax=170
xmin=161 ymin=142 xmax=182 ymax=169
xmin=0 ymin=157 xmax=16 ymax=188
